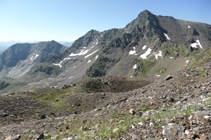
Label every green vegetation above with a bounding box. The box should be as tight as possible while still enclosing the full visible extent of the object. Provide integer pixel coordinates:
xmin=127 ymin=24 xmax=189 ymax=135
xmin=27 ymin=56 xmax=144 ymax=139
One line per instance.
xmin=85 ymin=55 xmax=118 ymax=77
xmin=154 ymin=66 xmax=166 ymax=75
xmin=0 ymin=77 xmax=25 ymax=93
xmin=189 ymin=49 xmax=211 ymax=67
xmin=29 ymin=64 xmax=61 ymax=76
xmin=133 ymin=56 xmax=156 ymax=77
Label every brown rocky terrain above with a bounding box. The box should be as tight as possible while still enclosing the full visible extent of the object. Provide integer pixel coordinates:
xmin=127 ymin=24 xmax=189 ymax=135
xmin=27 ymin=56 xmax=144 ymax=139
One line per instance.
xmin=1 ymin=60 xmax=211 ymax=139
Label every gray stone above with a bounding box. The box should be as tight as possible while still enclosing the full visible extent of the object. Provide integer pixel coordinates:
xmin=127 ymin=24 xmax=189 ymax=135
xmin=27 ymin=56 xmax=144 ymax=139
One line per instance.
xmin=166 ymin=75 xmax=173 ymax=80
xmin=163 ymin=123 xmax=184 ymax=139
xmin=194 ymin=111 xmax=211 ymax=124
xmin=12 ymin=134 xmax=21 ymax=140
xmin=51 ymin=135 xmax=59 ymax=139
xmin=36 ymin=133 xmax=44 ymax=140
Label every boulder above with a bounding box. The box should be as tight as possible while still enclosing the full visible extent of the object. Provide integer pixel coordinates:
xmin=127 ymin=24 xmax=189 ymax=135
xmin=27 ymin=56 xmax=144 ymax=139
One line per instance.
xmin=166 ymin=75 xmax=173 ymax=80
xmin=163 ymin=123 xmax=184 ymax=139
xmin=36 ymin=133 xmax=44 ymax=140
xmin=194 ymin=111 xmax=211 ymax=124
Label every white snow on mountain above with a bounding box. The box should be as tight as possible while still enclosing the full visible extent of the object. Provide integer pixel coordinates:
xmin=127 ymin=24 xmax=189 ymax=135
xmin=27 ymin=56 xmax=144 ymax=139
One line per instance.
xmin=30 ymin=54 xmax=39 ymax=61
xmin=142 ymin=45 xmax=147 ymax=50
xmin=154 ymin=50 xmax=163 ymax=59
xmin=69 ymin=49 xmax=89 ymax=57
xmin=164 ymin=33 xmax=170 ymax=40
xmin=95 ymin=55 xmax=99 ymax=60
xmin=129 ymin=47 xmax=136 ymax=55
xmin=133 ymin=64 xmax=137 ymax=69
xmin=190 ymin=40 xmax=203 ymax=49
xmin=140 ymin=48 xmax=152 ymax=59
xmin=85 ymin=50 xmax=98 ymax=59
xmin=87 ymin=60 xmax=91 ymax=63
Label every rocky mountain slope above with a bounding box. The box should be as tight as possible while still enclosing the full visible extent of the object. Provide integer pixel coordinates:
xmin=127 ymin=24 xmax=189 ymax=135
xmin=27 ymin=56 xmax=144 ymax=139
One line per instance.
xmin=0 ymin=41 xmax=68 ymax=93
xmin=1 ymin=58 xmax=211 ymax=139
xmin=42 ymin=10 xmax=211 ymax=88
xmin=1 ymin=10 xmax=211 ymax=93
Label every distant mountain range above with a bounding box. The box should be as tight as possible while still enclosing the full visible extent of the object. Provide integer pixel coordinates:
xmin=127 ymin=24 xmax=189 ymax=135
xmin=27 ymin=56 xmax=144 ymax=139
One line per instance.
xmin=0 ymin=10 xmax=211 ymax=93
xmin=0 ymin=41 xmax=73 ymax=52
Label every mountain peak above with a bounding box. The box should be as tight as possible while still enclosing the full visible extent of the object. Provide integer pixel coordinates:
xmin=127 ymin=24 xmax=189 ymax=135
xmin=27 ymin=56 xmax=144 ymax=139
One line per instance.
xmin=138 ymin=10 xmax=153 ymax=17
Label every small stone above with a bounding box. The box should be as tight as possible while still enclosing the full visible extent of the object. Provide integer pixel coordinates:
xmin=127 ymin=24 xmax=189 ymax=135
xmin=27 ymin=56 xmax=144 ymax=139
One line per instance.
xmin=137 ymin=111 xmax=142 ymax=116
xmin=166 ymin=75 xmax=173 ymax=80
xmin=94 ymin=108 xmax=101 ymax=112
xmin=129 ymin=109 xmax=135 ymax=115
xmin=185 ymin=130 xmax=190 ymax=135
xmin=145 ymin=117 xmax=150 ymax=121
xmin=13 ymin=134 xmax=21 ymax=140
xmin=131 ymin=124 xmax=135 ymax=129
xmin=188 ymin=115 xmax=193 ymax=120
xmin=200 ymin=133 xmax=207 ymax=140
xmin=113 ymin=128 xmax=119 ymax=133
xmin=119 ymin=120 xmax=124 ymax=123
xmin=4 ymin=136 xmax=12 ymax=140
xmin=36 ymin=133 xmax=44 ymax=140
xmin=94 ymin=113 xmax=99 ymax=116
xmin=194 ymin=111 xmax=211 ymax=124
xmin=51 ymin=135 xmax=59 ymax=139
xmin=138 ymin=122 xmax=143 ymax=126
xmin=2 ymin=113 xmax=8 ymax=117
xmin=40 ymin=114 xmax=46 ymax=119
xmin=149 ymin=122 xmax=154 ymax=127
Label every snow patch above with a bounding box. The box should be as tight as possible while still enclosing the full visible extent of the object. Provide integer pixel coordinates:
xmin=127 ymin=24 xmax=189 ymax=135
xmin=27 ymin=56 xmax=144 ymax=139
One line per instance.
xmin=133 ymin=64 xmax=137 ymax=69
xmin=164 ymin=33 xmax=170 ymax=40
xmin=85 ymin=49 xmax=98 ymax=59
xmin=87 ymin=60 xmax=91 ymax=63
xmin=96 ymin=39 xmax=98 ymax=45
xmin=154 ymin=50 xmax=163 ymax=59
xmin=142 ymin=45 xmax=147 ymax=50
xmin=30 ymin=54 xmax=39 ymax=61
xmin=170 ymin=57 xmax=173 ymax=59
xmin=69 ymin=49 xmax=89 ymax=56
xmin=129 ymin=47 xmax=136 ymax=55
xmin=53 ymin=57 xmax=71 ymax=68
xmin=190 ymin=40 xmax=203 ymax=49
xmin=95 ymin=55 xmax=99 ymax=60
xmin=188 ymin=26 xmax=191 ymax=29
xmin=53 ymin=63 xmax=62 ymax=68
xmin=140 ymin=48 xmax=152 ymax=59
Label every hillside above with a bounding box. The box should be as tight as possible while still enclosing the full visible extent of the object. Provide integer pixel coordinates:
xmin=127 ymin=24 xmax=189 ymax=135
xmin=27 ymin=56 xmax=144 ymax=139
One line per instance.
xmin=1 ymin=59 xmax=211 ymax=139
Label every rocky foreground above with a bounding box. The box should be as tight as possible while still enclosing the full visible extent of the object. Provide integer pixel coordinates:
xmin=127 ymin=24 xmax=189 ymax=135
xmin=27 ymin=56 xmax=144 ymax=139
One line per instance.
xmin=1 ymin=61 xmax=211 ymax=140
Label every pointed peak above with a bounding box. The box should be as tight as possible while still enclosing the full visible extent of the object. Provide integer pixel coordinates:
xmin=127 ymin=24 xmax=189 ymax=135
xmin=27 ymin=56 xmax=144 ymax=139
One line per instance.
xmin=87 ymin=29 xmax=100 ymax=34
xmin=138 ymin=10 xmax=154 ymax=17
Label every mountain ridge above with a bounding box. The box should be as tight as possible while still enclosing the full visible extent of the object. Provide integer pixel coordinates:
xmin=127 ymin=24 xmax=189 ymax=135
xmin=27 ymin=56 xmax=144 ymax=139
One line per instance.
xmin=0 ymin=10 xmax=211 ymax=93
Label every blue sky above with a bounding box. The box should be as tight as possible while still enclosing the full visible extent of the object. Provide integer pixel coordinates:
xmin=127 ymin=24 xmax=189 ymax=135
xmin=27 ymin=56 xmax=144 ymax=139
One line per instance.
xmin=0 ymin=0 xmax=210 ymax=42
